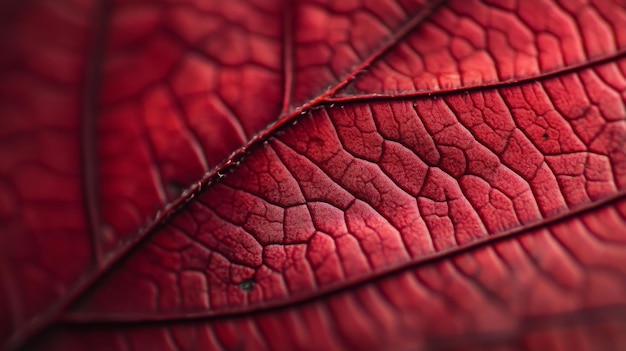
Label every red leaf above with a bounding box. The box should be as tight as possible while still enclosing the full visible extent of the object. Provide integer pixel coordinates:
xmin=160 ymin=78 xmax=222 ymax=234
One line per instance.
xmin=2 ymin=0 xmax=626 ymax=350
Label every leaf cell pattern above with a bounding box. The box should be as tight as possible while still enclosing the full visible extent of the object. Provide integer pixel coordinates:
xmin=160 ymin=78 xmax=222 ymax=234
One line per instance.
xmin=76 ymin=58 xmax=626 ymax=318
xmin=1 ymin=0 xmax=626 ymax=350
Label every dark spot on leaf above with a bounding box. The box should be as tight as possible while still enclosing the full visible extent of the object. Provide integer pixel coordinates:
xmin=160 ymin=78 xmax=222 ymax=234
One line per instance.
xmin=167 ymin=181 xmax=185 ymax=197
xmin=239 ymin=279 xmax=256 ymax=292
xmin=310 ymin=136 xmax=325 ymax=146
xmin=542 ymin=133 xmax=549 ymax=140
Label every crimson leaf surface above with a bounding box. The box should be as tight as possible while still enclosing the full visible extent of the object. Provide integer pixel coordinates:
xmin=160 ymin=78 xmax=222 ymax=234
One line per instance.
xmin=1 ymin=0 xmax=626 ymax=350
